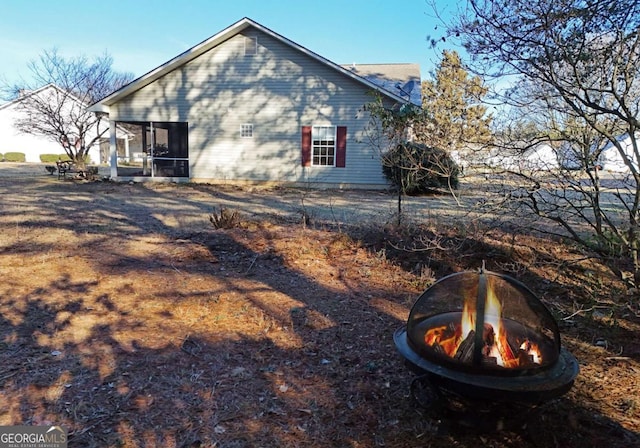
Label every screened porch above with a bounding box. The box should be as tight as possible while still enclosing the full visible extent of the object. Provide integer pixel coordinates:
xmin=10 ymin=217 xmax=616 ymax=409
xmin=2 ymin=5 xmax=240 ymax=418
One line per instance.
xmin=114 ymin=121 xmax=189 ymax=178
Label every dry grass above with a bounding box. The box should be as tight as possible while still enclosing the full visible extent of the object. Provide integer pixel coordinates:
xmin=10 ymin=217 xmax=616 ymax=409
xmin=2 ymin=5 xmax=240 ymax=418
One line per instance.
xmin=0 ymin=175 xmax=638 ymax=447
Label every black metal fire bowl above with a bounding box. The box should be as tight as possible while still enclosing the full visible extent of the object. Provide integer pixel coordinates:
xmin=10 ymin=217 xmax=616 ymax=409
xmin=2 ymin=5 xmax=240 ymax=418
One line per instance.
xmin=394 ymin=326 xmax=579 ymax=404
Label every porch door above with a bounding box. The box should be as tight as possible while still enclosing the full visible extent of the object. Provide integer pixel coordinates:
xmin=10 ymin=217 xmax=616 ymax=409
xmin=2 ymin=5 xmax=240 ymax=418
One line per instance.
xmin=148 ymin=122 xmax=189 ymax=177
xmin=116 ymin=121 xmax=189 ymax=178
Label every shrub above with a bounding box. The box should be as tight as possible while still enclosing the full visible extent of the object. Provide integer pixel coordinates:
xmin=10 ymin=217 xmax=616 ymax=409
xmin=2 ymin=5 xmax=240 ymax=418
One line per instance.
xmin=382 ymin=142 xmax=460 ymax=195
xmin=40 ymin=153 xmax=82 ymax=163
xmin=40 ymin=154 xmax=63 ymax=163
xmin=3 ymin=152 xmax=26 ymax=162
xmin=209 ymin=206 xmax=242 ymax=229
xmin=0 ymin=153 xmax=3 ymax=162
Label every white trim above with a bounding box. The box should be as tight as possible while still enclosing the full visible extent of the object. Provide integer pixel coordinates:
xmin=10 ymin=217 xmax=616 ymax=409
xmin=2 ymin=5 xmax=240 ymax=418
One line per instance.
xmin=311 ymin=125 xmax=336 ymax=167
xmin=91 ymin=17 xmax=410 ymax=108
xmin=1 ymin=83 xmax=87 ymax=111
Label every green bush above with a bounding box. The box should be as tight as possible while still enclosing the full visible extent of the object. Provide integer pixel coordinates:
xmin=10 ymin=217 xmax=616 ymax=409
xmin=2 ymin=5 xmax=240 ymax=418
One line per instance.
xmin=3 ymin=152 xmax=26 ymax=162
xmin=0 ymin=153 xmax=3 ymax=162
xmin=40 ymin=154 xmax=69 ymax=163
xmin=382 ymin=142 xmax=460 ymax=195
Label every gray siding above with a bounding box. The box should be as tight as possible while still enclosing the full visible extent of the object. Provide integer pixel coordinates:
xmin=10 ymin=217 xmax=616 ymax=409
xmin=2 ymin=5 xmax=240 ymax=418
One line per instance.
xmin=110 ymin=29 xmax=388 ymax=187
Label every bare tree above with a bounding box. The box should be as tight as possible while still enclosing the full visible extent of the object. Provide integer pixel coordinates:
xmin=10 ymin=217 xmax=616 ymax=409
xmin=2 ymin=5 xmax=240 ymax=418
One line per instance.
xmin=363 ymin=51 xmax=491 ymax=224
xmin=364 ymin=93 xmax=461 ymax=225
xmin=2 ymin=48 xmax=133 ymax=168
xmin=364 ymin=93 xmax=426 ymax=224
xmin=441 ymin=0 xmax=640 ymax=286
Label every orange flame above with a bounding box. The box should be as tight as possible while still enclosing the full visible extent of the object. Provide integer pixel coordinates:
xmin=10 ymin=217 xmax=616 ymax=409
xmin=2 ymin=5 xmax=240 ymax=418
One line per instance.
xmin=424 ymin=281 xmax=543 ymax=368
xmin=461 ymin=298 xmax=475 ymax=337
xmin=484 ymin=288 xmax=514 ymax=367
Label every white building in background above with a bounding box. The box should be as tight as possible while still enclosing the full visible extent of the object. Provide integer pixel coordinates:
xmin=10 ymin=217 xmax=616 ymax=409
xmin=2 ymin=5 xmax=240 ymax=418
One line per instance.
xmin=519 ymin=143 xmax=561 ymax=171
xmin=462 ymin=135 xmax=640 ymax=173
xmin=485 ymin=143 xmax=561 ymax=171
xmin=600 ymin=134 xmax=640 ymax=173
xmin=557 ymin=134 xmax=640 ymax=173
xmin=0 ymin=84 xmax=110 ymax=164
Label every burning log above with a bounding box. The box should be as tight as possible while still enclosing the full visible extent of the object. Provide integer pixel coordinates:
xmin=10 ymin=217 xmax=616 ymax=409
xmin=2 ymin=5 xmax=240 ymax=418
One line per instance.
xmin=517 ymin=349 xmax=536 ymax=367
xmin=432 ymin=342 xmax=446 ymax=356
xmin=481 ymin=323 xmax=497 ymax=359
xmin=454 ymin=330 xmax=476 ymax=362
xmin=427 ymin=319 xmax=539 ymax=369
xmin=483 ymin=324 xmax=495 ymax=346
xmin=482 ymin=357 xmax=498 ymax=366
xmin=425 ymin=323 xmax=461 ymax=356
xmin=423 ymin=309 xmax=545 ymax=369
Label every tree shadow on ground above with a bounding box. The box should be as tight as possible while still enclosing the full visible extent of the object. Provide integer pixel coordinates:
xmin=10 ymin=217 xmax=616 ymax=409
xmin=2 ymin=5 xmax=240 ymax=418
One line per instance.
xmin=1 ymin=285 xmax=638 ymax=447
xmin=0 ymin=178 xmax=638 ymax=447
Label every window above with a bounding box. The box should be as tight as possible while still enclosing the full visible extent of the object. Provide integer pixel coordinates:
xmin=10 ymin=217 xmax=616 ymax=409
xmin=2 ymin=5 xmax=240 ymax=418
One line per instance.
xmin=301 ymin=126 xmax=347 ymax=168
xmin=312 ymin=126 xmax=336 ymax=166
xmin=241 ymin=124 xmax=253 ymax=138
xmin=244 ymin=36 xmax=257 ymax=56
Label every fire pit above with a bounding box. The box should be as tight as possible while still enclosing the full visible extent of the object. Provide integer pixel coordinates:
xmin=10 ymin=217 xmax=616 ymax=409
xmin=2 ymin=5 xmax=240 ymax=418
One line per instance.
xmin=394 ymin=267 xmax=579 ymax=410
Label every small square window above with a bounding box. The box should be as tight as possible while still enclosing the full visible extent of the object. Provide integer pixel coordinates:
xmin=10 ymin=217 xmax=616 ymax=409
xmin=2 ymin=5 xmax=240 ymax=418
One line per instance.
xmin=241 ymin=124 xmax=253 ymax=138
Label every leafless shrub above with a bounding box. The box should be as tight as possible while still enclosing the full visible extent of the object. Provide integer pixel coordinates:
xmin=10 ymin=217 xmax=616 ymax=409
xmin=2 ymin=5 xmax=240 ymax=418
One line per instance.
xmin=209 ymin=206 xmax=242 ymax=229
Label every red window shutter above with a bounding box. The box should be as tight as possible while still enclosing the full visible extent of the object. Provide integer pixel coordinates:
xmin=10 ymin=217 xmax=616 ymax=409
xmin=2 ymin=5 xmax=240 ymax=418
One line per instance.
xmin=336 ymin=126 xmax=347 ymax=168
xmin=301 ymin=126 xmax=312 ymax=167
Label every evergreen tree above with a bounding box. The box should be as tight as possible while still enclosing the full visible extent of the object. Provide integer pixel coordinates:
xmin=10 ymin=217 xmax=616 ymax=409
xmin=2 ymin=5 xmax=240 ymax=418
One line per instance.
xmin=419 ymin=50 xmax=492 ymax=153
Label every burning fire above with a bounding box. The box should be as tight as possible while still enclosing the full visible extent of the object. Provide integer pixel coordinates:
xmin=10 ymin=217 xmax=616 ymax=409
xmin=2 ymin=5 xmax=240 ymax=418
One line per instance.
xmin=424 ymin=285 xmax=543 ymax=368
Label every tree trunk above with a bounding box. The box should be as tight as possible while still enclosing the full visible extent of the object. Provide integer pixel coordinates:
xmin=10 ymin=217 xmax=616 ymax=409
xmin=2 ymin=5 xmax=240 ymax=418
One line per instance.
xmin=397 ymin=175 xmax=406 ymax=227
xmin=75 ymin=147 xmax=87 ymax=171
xmin=591 ymin=169 xmax=603 ymax=235
xmin=630 ymin=223 xmax=640 ymax=288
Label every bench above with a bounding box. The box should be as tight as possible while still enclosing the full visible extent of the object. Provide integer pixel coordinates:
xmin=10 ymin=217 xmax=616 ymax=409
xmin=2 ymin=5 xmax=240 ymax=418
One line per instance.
xmin=55 ymin=161 xmax=100 ymax=180
xmin=56 ymin=160 xmax=79 ymax=180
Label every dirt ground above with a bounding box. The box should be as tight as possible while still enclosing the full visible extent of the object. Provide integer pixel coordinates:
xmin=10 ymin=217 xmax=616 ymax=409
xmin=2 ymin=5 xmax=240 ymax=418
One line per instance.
xmin=0 ymin=164 xmax=639 ymax=447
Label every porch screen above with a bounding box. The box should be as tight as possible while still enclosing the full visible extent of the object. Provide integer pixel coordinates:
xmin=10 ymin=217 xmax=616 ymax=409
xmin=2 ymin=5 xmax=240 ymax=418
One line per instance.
xmin=116 ymin=121 xmax=189 ymax=178
xmin=148 ymin=122 xmax=189 ymax=177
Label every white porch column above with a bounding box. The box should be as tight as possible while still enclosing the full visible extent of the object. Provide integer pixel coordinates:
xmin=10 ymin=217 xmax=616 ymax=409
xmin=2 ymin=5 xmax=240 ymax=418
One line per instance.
xmin=109 ymin=120 xmax=117 ymax=179
xmin=124 ymin=135 xmax=130 ymax=160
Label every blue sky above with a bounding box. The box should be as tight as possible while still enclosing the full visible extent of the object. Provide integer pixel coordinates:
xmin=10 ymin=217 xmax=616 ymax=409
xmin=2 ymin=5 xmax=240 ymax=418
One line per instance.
xmin=0 ymin=0 xmax=461 ymax=87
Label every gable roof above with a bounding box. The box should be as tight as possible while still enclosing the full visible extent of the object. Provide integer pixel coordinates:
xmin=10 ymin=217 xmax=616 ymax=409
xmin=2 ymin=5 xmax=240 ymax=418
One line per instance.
xmin=91 ymin=17 xmax=416 ymax=112
xmin=0 ymin=83 xmax=135 ymax=139
xmin=342 ymin=63 xmax=421 ymax=105
xmin=0 ymin=83 xmax=87 ymax=111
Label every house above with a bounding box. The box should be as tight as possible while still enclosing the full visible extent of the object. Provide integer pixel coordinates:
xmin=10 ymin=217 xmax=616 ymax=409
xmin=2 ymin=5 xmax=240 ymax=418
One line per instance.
xmin=486 ymin=143 xmax=561 ymax=171
xmin=343 ymin=63 xmax=422 ymax=106
xmin=519 ymin=143 xmax=561 ymax=171
xmin=557 ymin=134 xmax=640 ymax=172
xmin=600 ymin=133 xmax=639 ymax=173
xmin=557 ymin=142 xmax=583 ymax=170
xmin=0 ymin=84 xmax=113 ymax=164
xmin=90 ymin=17 xmax=420 ymax=187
